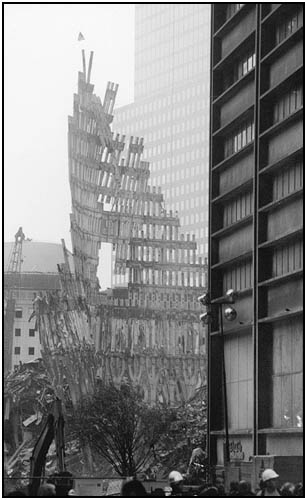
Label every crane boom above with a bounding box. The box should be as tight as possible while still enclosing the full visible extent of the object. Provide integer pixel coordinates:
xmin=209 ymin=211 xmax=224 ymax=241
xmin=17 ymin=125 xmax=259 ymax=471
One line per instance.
xmin=4 ymin=227 xmax=26 ymax=374
xmin=7 ymin=227 xmax=25 ymax=275
xmin=28 ymin=399 xmax=66 ymax=497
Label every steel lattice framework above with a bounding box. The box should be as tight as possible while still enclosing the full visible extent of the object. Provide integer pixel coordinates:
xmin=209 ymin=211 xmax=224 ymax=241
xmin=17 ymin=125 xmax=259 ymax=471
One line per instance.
xmin=38 ymin=51 xmax=208 ymax=407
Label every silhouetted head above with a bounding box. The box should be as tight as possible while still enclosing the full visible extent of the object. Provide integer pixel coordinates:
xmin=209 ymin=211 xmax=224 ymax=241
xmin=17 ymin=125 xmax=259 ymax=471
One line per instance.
xmin=121 ymin=479 xmax=147 ymax=497
xmin=238 ymin=480 xmax=252 ymax=496
xmin=199 ymin=486 xmax=218 ymax=497
xmin=38 ymin=483 xmax=56 ymax=497
xmin=294 ymin=482 xmax=304 ymax=497
xmin=151 ymin=488 xmax=165 ymax=497
xmin=217 ymin=484 xmax=225 ymax=496
xmin=280 ymin=482 xmax=295 ymax=497
xmin=54 ymin=471 xmax=74 ymax=497
xmin=230 ymin=481 xmax=239 ymax=492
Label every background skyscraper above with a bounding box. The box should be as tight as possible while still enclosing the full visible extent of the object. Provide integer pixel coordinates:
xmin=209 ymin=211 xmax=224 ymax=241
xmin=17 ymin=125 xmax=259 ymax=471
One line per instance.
xmin=113 ymin=4 xmax=211 ymax=285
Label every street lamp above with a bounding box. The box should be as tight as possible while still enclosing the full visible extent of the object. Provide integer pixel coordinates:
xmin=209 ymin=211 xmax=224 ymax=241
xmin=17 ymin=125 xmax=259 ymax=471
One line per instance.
xmin=198 ymin=289 xmax=238 ymax=465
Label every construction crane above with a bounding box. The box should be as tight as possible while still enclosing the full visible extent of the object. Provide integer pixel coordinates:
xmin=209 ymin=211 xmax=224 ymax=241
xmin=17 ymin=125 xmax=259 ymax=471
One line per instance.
xmin=6 ymin=227 xmax=25 ymax=275
xmin=4 ymin=227 xmax=26 ymax=374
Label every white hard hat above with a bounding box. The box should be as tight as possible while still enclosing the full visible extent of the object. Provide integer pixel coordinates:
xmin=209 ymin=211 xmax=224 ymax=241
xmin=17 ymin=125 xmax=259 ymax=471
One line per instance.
xmin=164 ymin=486 xmax=173 ymax=496
xmin=169 ymin=470 xmax=183 ymax=484
xmin=262 ymin=469 xmax=279 ymax=482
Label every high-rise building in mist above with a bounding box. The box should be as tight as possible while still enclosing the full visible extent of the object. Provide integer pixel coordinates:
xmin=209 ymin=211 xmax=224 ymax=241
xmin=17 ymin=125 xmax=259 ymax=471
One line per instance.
xmin=113 ymin=4 xmax=211 ymax=285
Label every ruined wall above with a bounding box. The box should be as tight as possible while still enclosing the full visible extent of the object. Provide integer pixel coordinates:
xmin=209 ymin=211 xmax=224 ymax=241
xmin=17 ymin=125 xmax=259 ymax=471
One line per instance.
xmin=95 ymin=285 xmax=207 ymax=405
xmin=38 ymin=51 xmax=207 ymax=406
xmin=96 ymin=352 xmax=204 ymax=406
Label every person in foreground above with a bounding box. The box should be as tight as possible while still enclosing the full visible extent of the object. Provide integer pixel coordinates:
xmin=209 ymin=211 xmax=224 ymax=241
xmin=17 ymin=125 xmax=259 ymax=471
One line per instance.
xmin=168 ymin=471 xmax=185 ymax=497
xmin=257 ymin=469 xmax=280 ymax=497
xmin=37 ymin=483 xmax=56 ymax=497
xmin=121 ymin=478 xmax=148 ymax=497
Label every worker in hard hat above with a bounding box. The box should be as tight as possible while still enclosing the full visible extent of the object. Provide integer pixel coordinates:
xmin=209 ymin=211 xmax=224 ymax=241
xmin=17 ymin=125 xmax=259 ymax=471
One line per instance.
xmin=257 ymin=468 xmax=280 ymax=496
xmin=168 ymin=470 xmax=184 ymax=497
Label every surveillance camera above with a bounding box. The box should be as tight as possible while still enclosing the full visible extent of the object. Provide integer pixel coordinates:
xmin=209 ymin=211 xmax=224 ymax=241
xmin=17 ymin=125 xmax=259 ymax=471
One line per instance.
xmin=198 ymin=292 xmax=211 ymax=306
xmin=200 ymin=312 xmax=212 ymax=325
xmin=224 ymin=306 xmax=237 ymax=321
xmin=225 ymin=289 xmax=237 ymax=304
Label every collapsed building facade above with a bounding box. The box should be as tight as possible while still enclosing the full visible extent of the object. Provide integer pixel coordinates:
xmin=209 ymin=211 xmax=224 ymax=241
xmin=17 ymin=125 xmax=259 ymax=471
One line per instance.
xmin=37 ymin=51 xmax=207 ymax=407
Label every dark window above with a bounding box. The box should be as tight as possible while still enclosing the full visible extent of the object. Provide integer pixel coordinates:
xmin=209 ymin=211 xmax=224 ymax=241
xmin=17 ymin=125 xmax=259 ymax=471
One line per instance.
xmin=14 ymin=347 xmax=21 ymax=355
xmin=223 ymin=49 xmax=256 ymax=90
xmin=29 ymin=329 xmax=35 ymax=337
xmin=15 ymin=309 xmax=22 ymax=318
xmin=273 ymin=85 xmax=303 ymax=125
xmin=226 ymin=3 xmax=244 ymax=21
xmin=224 ymin=119 xmax=254 ymax=158
xmin=233 ymin=51 xmax=255 ymax=85
xmin=223 ymin=260 xmax=253 ymax=293
xmin=15 ymin=328 xmax=21 ymax=336
xmin=28 ymin=347 xmax=35 ymax=355
xmin=272 ymin=240 xmax=303 ymax=278
xmin=223 ymin=190 xmax=253 ymax=227
xmin=276 ymin=7 xmax=303 ymax=45
xmin=272 ymin=160 xmax=303 ymax=201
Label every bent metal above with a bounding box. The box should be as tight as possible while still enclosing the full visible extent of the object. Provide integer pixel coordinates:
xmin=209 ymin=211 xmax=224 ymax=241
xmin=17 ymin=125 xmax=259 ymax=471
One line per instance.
xmin=35 ymin=51 xmax=207 ymax=408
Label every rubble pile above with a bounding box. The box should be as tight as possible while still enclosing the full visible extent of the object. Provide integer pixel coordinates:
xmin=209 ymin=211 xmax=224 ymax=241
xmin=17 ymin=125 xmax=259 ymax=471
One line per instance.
xmin=152 ymin=385 xmax=207 ymax=479
xmin=4 ymin=360 xmax=55 ymax=482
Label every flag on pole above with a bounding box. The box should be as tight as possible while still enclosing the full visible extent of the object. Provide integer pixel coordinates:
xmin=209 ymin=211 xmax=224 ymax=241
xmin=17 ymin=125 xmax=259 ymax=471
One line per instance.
xmin=78 ymin=32 xmax=85 ymax=41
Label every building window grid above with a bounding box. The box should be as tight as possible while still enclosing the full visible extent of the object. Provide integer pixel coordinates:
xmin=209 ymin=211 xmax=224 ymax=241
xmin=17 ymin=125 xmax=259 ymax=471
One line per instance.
xmin=273 ymin=85 xmax=303 ymax=125
xmin=226 ymin=4 xmax=245 ymax=21
xmin=223 ymin=51 xmax=255 ymax=92
xmin=15 ymin=328 xmax=21 ymax=336
xmin=272 ymin=239 xmax=303 ymax=278
xmin=223 ymin=190 xmax=253 ymax=227
xmin=224 ymin=120 xmax=254 ymax=158
xmin=223 ymin=260 xmax=252 ymax=293
xmin=272 ymin=160 xmax=303 ymax=201
xmin=238 ymin=52 xmax=255 ymax=80
xmin=272 ymin=319 xmax=302 ymax=429
xmin=275 ymin=7 xmax=303 ymax=45
xmin=115 ymin=23 xmax=210 ymax=260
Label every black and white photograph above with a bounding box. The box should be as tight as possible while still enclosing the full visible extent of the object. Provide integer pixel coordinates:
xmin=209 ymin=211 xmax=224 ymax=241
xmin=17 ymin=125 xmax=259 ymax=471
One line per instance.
xmin=3 ymin=3 xmax=304 ymax=497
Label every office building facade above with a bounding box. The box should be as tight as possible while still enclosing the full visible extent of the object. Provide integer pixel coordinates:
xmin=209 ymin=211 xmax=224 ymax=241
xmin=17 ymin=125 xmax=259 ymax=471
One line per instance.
xmin=113 ymin=4 xmax=211 ymax=285
xmin=208 ymin=3 xmax=303 ymax=483
xmin=4 ymin=242 xmax=64 ymax=371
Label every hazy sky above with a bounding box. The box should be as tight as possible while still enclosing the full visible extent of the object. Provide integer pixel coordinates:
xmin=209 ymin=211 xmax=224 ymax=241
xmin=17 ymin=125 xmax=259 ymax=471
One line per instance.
xmin=4 ymin=4 xmax=135 ymax=250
